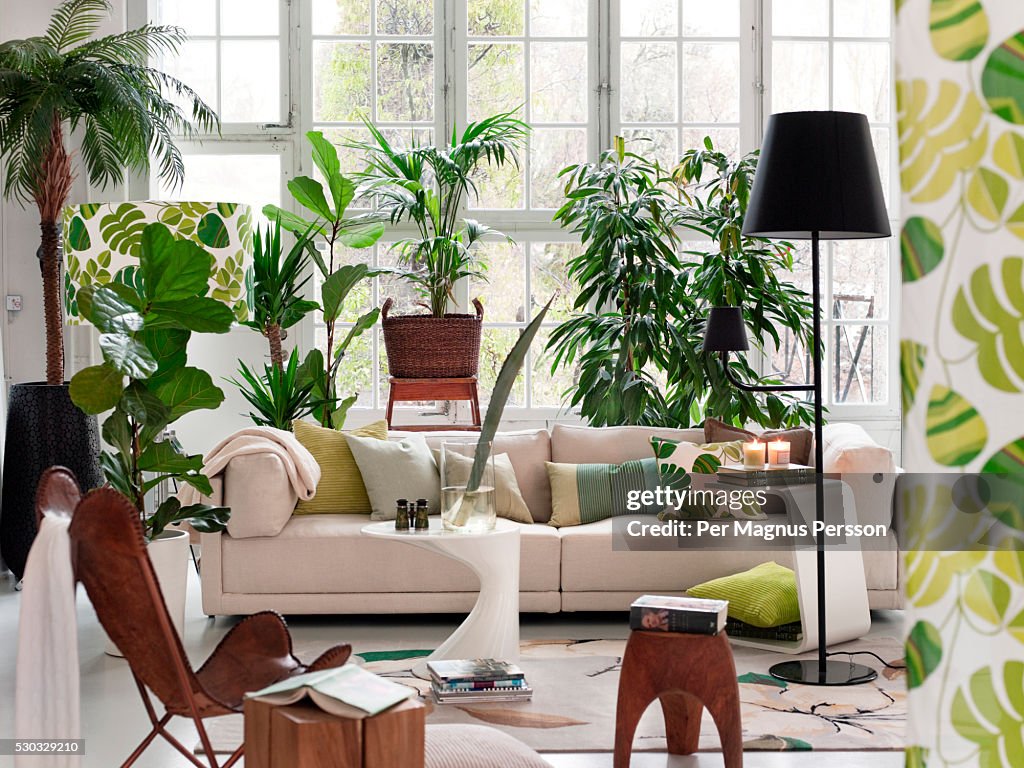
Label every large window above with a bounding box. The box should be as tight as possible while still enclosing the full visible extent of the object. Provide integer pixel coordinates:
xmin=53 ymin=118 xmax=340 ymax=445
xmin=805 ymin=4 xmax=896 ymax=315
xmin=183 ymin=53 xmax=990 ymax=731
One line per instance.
xmin=151 ymin=0 xmax=899 ymax=421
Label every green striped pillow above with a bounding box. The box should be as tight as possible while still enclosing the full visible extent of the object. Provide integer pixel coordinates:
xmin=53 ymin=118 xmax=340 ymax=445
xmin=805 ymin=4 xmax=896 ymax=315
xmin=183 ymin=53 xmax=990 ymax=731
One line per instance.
xmin=686 ymin=561 xmax=800 ymax=628
xmin=546 ymin=458 xmax=662 ymax=527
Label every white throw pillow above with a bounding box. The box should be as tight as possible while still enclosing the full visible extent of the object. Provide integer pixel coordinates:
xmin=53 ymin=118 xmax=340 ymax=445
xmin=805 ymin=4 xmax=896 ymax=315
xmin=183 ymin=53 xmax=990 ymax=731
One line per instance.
xmin=346 ymin=434 xmax=440 ymax=520
xmin=434 ymin=450 xmax=533 ymax=524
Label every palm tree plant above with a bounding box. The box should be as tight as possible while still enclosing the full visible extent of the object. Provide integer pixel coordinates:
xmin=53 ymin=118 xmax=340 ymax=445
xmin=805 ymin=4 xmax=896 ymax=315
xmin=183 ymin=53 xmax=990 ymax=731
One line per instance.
xmin=0 ymin=0 xmax=218 ymax=384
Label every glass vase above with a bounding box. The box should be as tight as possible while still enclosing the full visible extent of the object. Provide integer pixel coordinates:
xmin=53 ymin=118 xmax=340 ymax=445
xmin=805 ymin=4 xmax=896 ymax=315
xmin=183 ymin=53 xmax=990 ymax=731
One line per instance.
xmin=440 ymin=440 xmax=496 ymax=533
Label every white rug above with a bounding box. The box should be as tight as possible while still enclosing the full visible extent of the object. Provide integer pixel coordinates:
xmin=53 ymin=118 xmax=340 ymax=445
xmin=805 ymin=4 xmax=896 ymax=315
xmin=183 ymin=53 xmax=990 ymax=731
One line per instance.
xmin=200 ymin=636 xmax=905 ymax=755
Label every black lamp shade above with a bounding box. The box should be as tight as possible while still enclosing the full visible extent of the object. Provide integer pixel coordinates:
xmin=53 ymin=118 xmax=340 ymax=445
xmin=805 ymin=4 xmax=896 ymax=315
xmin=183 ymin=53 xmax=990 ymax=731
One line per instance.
xmin=742 ymin=111 xmax=891 ymax=240
xmin=703 ymin=307 xmax=749 ymax=353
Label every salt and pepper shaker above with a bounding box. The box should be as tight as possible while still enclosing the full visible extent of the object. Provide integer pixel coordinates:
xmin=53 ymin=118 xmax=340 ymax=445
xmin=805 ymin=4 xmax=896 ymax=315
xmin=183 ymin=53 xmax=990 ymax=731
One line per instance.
xmin=395 ymin=499 xmax=410 ymax=531
xmin=413 ymin=498 xmax=430 ymax=530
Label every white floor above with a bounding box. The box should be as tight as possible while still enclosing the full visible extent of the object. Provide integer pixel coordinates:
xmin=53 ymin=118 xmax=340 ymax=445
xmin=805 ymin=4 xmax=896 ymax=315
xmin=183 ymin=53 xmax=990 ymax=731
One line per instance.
xmin=0 ymin=566 xmax=904 ymax=768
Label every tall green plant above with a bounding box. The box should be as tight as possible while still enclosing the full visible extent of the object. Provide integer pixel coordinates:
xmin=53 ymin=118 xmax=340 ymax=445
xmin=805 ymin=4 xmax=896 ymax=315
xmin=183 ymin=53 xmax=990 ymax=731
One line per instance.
xmin=69 ymin=223 xmax=232 ymax=540
xmin=265 ymin=132 xmax=384 ymax=428
xmin=669 ymin=139 xmax=815 ymax=428
xmin=0 ymin=0 xmax=218 ymax=385
xmin=547 ymin=137 xmax=688 ymax=427
xmin=231 ymin=349 xmax=318 ymax=431
xmin=350 ymin=111 xmax=529 ymax=316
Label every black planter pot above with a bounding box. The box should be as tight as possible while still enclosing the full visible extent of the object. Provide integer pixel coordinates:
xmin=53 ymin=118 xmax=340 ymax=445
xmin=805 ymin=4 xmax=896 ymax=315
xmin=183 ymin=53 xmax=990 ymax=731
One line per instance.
xmin=0 ymin=382 xmax=102 ymax=579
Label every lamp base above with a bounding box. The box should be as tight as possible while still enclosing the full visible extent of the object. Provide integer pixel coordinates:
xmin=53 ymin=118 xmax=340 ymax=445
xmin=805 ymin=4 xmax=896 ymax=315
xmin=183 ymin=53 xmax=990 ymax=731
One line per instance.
xmin=769 ymin=659 xmax=878 ymax=686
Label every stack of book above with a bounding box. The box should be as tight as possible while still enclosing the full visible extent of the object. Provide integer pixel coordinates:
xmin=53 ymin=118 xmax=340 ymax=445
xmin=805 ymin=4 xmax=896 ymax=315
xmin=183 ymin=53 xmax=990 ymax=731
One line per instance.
xmin=716 ymin=463 xmax=815 ymax=487
xmin=427 ymin=659 xmax=533 ymax=704
xmin=725 ymin=618 xmax=803 ymax=642
xmin=629 ymin=595 xmax=729 ymax=635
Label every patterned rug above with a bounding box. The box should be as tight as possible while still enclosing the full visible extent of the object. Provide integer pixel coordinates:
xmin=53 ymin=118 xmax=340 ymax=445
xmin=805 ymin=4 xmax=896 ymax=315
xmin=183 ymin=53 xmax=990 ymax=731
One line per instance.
xmin=201 ymin=636 xmax=905 ymax=754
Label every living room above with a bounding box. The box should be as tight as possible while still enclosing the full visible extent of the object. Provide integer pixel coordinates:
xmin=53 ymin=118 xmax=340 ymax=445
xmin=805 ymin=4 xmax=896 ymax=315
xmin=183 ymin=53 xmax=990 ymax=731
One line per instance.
xmin=0 ymin=0 xmax=1020 ymax=766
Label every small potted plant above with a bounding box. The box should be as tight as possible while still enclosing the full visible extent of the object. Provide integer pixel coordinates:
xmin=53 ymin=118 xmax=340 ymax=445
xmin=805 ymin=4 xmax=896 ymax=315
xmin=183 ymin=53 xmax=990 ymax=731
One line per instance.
xmin=351 ymin=112 xmax=529 ymax=378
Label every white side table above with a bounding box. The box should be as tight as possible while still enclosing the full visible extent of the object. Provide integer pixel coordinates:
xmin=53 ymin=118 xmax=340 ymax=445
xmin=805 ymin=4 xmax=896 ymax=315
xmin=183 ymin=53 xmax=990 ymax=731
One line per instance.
xmin=362 ymin=519 xmax=521 ymax=678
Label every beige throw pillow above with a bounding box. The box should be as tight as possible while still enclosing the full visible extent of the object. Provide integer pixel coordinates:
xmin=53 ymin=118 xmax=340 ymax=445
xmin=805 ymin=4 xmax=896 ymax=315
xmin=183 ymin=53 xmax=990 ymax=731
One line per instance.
xmin=436 ymin=450 xmax=533 ymax=525
xmin=348 ymin=434 xmax=440 ymax=521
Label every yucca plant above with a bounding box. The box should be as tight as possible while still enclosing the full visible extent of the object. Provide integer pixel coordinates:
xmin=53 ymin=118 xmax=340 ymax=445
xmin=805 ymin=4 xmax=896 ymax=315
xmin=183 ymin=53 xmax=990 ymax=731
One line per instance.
xmin=0 ymin=0 xmax=218 ymax=385
xmin=243 ymin=217 xmax=320 ymax=370
xmin=350 ymin=111 xmax=529 ymax=316
xmin=231 ymin=350 xmax=318 ymax=431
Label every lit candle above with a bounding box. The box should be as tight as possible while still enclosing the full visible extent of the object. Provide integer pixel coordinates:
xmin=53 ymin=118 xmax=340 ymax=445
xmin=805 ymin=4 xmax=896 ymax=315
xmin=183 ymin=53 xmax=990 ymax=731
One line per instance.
xmin=743 ymin=440 xmax=766 ymax=469
xmin=768 ymin=440 xmax=791 ymax=468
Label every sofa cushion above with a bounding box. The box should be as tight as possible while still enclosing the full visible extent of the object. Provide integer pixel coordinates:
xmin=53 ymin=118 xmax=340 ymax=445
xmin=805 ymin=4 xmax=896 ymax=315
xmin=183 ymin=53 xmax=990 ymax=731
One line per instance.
xmin=551 ymin=424 xmax=704 ymax=465
xmin=687 ymin=561 xmax=801 ymax=628
xmin=704 ymin=417 xmax=814 ymax=466
xmin=438 ymin=451 xmax=534 ymax=524
xmin=425 ymin=725 xmax=549 ymax=768
xmin=223 ymin=452 xmax=298 ymax=539
xmin=393 ymin=429 xmax=552 ymax=523
xmin=294 ymin=420 xmax=388 ymax=515
xmin=347 ymin=433 xmax=440 ymax=520
xmin=546 ymin=458 xmax=662 ymax=527
xmin=220 ymin=514 xmax=560 ymax=594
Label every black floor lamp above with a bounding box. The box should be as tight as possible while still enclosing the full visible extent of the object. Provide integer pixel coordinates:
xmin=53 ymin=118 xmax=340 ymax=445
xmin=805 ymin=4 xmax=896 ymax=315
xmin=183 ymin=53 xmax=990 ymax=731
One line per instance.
xmin=702 ymin=111 xmax=891 ymax=686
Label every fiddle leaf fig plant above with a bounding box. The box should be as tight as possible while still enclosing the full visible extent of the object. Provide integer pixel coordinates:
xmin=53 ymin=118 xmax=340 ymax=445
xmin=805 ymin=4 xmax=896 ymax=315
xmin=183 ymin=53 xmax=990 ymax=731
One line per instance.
xmin=70 ymin=222 xmax=232 ymax=540
xmin=265 ymin=131 xmax=384 ymax=428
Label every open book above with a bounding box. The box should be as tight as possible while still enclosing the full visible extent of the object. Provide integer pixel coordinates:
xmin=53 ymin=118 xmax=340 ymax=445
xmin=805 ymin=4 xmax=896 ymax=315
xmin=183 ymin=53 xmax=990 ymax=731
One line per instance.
xmin=245 ymin=665 xmax=414 ymax=719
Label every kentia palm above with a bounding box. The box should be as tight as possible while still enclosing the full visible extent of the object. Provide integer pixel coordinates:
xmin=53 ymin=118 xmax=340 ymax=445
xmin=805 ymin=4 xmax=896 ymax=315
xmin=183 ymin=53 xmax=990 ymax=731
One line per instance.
xmin=350 ymin=111 xmax=528 ymax=378
xmin=0 ymin=0 xmax=216 ymax=577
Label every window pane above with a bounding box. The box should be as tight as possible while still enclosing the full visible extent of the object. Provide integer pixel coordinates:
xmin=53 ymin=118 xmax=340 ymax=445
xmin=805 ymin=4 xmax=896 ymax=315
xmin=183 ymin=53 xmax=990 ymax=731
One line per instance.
xmin=529 ymin=0 xmax=587 ymax=37
xmin=220 ymin=40 xmax=281 ymax=122
xmin=531 ymin=42 xmax=587 ymax=123
xmin=833 ymin=42 xmax=890 ymax=122
xmin=472 ymin=242 xmax=526 ymax=323
xmin=157 ymin=0 xmax=215 ymax=36
xmin=530 ymin=242 xmax=578 ymax=321
xmin=314 ymin=41 xmax=371 ymax=121
xmin=158 ymin=153 xmax=283 ymax=215
xmin=833 ymin=0 xmax=890 ymax=38
xmin=469 ymin=0 xmax=525 ymax=36
xmin=832 ymin=240 xmax=889 ymax=321
xmin=621 ymin=0 xmax=677 ymax=37
xmin=376 ymin=43 xmax=434 ymax=121
xmin=682 ymin=42 xmax=739 ymax=122
xmin=468 ymin=43 xmax=524 ymax=122
xmin=682 ymin=0 xmax=740 ymax=37
xmin=313 ymin=0 xmax=371 ymax=35
xmin=377 ymin=0 xmax=433 ymax=35
xmin=221 ymin=0 xmax=279 ymax=36
xmin=622 ymin=128 xmax=678 ymax=170
xmin=681 ymin=126 xmax=739 ymax=159
xmin=531 ymin=129 xmax=587 ymax=208
xmin=772 ymin=0 xmax=829 ymax=37
xmin=480 ymin=329 xmax=526 ymax=405
xmin=532 ymin=328 xmax=575 ymax=407
xmin=469 ymin=162 xmax=524 ymax=209
xmin=332 ymin=329 xmax=374 ymax=407
xmin=833 ymin=325 xmax=887 ymax=404
xmin=165 ymin=40 xmax=218 ymax=115
xmin=771 ymin=41 xmax=828 ymax=113
xmin=621 ymin=42 xmax=678 ymax=122
xmin=378 ymin=245 xmax=423 ymax=316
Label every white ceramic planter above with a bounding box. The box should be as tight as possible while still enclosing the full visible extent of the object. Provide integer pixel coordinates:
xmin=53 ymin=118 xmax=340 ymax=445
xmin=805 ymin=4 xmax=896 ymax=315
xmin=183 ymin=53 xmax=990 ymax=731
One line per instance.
xmin=105 ymin=528 xmax=189 ymax=657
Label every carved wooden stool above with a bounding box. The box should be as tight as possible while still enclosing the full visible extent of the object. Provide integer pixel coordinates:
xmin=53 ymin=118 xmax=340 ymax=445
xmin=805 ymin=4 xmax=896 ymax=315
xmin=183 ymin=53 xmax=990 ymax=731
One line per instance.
xmin=614 ymin=631 xmax=742 ymax=768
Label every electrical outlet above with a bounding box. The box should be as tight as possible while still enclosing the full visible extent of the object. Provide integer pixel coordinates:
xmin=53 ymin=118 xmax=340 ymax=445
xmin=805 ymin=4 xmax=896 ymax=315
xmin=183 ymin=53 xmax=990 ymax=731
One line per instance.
xmin=6 ymin=295 xmax=22 ymax=311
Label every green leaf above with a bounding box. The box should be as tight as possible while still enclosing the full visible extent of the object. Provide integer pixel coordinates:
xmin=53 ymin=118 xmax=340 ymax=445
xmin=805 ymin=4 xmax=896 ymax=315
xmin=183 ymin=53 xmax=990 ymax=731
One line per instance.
xmin=964 ymin=570 xmax=1012 ymax=625
xmin=101 ymin=410 xmax=133 ymax=458
xmin=66 ymin=215 xmax=91 ymax=251
xmin=262 ymin=205 xmax=324 ymax=239
xmin=196 ymin=213 xmax=230 ymax=248
xmin=692 ymin=453 xmax=722 ymax=474
xmin=982 ymin=32 xmax=1024 ymax=124
xmin=99 ymin=202 xmax=148 ymax=256
xmin=906 ymin=620 xmax=943 ymax=689
xmin=148 ymin=297 xmax=235 ymax=333
xmin=122 ymin=382 xmax=170 ymax=427
xmin=331 ymin=394 xmax=358 ymax=430
xmin=152 ymin=366 xmax=226 ymax=421
xmin=77 ymin=284 xmax=143 ymax=333
xmin=905 ymin=746 xmax=928 ymax=768
xmin=98 ymin=333 xmax=159 ymax=378
xmin=982 ymin=441 xmax=1024 ymax=531
xmin=930 ymin=0 xmax=989 ymax=62
xmin=69 ymin=363 xmax=124 ymax=414
xmin=994 ymin=131 xmax=1024 ymax=179
xmin=952 ymin=663 xmax=1024 ymax=762
xmin=288 ymin=176 xmax=334 ymax=221
xmin=321 ymin=263 xmax=370 ymax=324
xmin=335 ymin=308 xmax=379 ymax=357
xmin=138 ymin=441 xmax=203 ymax=473
xmin=926 ymin=384 xmax=988 ymax=466
xmin=900 ymin=340 xmax=927 ymax=412
xmin=967 ymin=167 xmax=1009 ymax=222
xmin=337 ymin=219 xmax=385 ymax=248
xmin=307 ymin=130 xmax=341 ymax=180
xmin=901 ymin=217 xmax=944 ymax=282
xmin=140 ymin=328 xmax=190 ymax=377
xmin=140 ymin=223 xmax=214 ymax=301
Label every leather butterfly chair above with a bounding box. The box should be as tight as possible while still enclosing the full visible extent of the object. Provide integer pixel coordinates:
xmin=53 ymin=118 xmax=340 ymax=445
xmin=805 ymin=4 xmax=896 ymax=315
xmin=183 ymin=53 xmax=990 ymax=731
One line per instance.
xmin=42 ymin=468 xmax=353 ymax=768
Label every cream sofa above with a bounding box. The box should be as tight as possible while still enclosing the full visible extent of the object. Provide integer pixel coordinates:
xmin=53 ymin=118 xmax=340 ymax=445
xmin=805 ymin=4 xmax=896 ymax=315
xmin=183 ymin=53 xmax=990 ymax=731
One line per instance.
xmin=199 ymin=423 xmax=901 ymax=616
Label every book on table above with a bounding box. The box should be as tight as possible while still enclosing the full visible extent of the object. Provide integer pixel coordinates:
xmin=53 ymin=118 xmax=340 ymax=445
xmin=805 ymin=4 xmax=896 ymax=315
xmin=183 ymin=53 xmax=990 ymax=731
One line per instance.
xmin=725 ymin=617 xmax=803 ymax=642
xmin=428 ymin=659 xmax=532 ymax=704
xmin=716 ymin=463 xmax=815 ymax=487
xmin=630 ymin=595 xmax=728 ymax=635
xmin=245 ymin=664 xmax=414 ymax=719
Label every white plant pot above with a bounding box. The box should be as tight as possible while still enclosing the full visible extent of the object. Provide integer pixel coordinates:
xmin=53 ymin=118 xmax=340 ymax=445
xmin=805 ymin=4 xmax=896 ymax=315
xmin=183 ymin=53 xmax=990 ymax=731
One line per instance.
xmin=105 ymin=529 xmax=189 ymax=658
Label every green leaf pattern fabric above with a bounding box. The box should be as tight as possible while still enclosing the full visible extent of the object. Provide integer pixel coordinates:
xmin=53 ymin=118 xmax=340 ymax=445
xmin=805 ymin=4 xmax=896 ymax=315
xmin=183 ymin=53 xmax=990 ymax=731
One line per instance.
xmin=63 ymin=201 xmax=253 ymax=324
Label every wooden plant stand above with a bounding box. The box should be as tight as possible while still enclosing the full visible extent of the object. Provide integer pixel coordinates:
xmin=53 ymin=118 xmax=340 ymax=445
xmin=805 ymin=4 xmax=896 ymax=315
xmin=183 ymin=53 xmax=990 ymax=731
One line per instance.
xmin=614 ymin=631 xmax=742 ymax=768
xmin=386 ymin=377 xmax=481 ymax=432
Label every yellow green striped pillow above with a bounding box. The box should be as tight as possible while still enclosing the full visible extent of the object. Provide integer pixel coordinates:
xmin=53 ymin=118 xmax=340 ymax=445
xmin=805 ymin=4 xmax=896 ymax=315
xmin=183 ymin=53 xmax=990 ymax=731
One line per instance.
xmin=687 ymin=561 xmax=800 ymax=628
xmin=546 ymin=458 xmax=662 ymax=528
xmin=293 ymin=419 xmax=388 ymax=515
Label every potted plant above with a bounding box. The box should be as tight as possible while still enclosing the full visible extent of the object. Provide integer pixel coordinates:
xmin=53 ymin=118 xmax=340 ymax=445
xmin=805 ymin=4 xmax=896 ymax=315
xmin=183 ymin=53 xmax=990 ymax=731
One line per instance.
xmin=0 ymin=0 xmax=217 ymax=578
xmin=70 ymin=222 xmax=233 ymax=649
xmin=232 ymin=349 xmax=319 ymax=431
xmin=350 ymin=111 xmax=529 ymax=378
xmin=265 ymin=132 xmax=384 ymax=428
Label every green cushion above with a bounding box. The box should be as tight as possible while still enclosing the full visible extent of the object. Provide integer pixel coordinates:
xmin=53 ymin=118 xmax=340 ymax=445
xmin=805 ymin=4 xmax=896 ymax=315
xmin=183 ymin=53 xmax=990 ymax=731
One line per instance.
xmin=546 ymin=457 xmax=662 ymax=527
xmin=686 ymin=561 xmax=800 ymax=629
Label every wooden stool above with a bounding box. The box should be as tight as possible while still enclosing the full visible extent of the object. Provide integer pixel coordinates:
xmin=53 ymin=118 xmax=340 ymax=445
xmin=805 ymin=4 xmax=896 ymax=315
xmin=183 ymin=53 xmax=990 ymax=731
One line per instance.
xmin=386 ymin=377 xmax=481 ymax=432
xmin=614 ymin=631 xmax=742 ymax=768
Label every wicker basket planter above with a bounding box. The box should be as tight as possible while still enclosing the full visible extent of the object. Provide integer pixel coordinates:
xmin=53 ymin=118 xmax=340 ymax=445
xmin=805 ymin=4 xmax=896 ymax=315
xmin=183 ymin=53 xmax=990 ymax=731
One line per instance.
xmin=381 ymin=297 xmax=484 ymax=378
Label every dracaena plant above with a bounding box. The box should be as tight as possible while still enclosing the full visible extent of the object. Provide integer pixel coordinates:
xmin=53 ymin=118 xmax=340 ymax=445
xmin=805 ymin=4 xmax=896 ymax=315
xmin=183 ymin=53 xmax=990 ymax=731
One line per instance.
xmin=231 ymin=349 xmax=318 ymax=431
xmin=0 ymin=0 xmax=218 ymax=386
xmin=69 ymin=223 xmax=232 ymax=541
xmin=265 ymin=132 xmax=383 ymax=429
xmin=350 ymin=112 xmax=529 ymax=316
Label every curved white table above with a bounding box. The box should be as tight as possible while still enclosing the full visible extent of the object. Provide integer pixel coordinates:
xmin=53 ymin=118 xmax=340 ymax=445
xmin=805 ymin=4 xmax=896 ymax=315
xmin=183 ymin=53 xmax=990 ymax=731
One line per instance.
xmin=362 ymin=519 xmax=521 ymax=679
